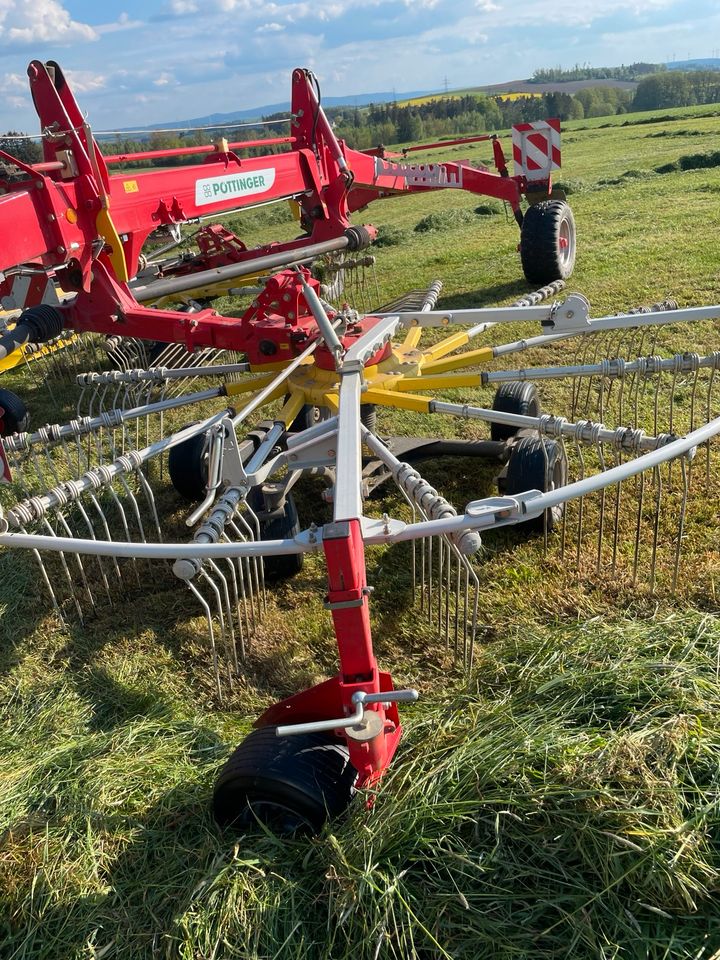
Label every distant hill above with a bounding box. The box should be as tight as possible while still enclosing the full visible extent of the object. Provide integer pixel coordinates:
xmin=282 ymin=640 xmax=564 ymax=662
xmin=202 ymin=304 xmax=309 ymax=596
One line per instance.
xmin=131 ymin=88 xmax=438 ymax=133
xmin=666 ymin=58 xmax=720 ymax=71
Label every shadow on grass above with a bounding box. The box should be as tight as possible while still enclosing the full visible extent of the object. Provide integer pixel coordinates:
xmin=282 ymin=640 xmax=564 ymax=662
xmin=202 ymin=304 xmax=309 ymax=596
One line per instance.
xmin=438 ymin=278 xmax=531 ymax=310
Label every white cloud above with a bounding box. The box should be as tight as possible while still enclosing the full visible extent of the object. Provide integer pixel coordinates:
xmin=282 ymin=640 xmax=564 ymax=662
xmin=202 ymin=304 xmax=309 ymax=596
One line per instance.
xmin=63 ymin=69 xmax=106 ymax=93
xmin=97 ymin=13 xmax=144 ymax=35
xmin=0 ymin=72 xmax=27 ymax=93
xmin=153 ymin=71 xmax=176 ymax=86
xmin=0 ymin=0 xmax=97 ymax=46
xmin=258 ymin=21 xmax=285 ymax=31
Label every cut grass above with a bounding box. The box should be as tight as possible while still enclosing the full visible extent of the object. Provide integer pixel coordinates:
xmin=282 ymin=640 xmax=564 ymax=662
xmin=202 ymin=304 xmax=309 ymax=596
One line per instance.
xmin=2 ymin=102 xmax=720 ymax=959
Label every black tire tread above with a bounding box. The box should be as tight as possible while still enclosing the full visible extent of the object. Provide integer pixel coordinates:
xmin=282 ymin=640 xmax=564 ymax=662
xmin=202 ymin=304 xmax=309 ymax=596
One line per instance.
xmin=167 ymin=426 xmax=209 ymax=501
xmin=248 ymin=487 xmax=303 ymax=581
xmin=504 ymin=435 xmax=566 ymax=532
xmin=213 ymin=726 xmax=357 ymax=832
xmin=0 ymin=388 xmax=28 ymax=436
xmin=491 ymin=382 xmax=540 ymax=442
xmin=520 ymin=200 xmax=576 ymax=285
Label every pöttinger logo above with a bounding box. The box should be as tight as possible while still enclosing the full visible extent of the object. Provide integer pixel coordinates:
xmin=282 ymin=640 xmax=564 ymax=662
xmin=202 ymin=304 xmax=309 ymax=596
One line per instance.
xmin=195 ymin=168 xmax=276 ymax=207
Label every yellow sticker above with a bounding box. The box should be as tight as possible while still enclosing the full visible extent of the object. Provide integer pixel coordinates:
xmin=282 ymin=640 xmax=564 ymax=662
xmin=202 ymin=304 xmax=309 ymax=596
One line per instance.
xmin=123 ymin=180 xmax=139 ymax=193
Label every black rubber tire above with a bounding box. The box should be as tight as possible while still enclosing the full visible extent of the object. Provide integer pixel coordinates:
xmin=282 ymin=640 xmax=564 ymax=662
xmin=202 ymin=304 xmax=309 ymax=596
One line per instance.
xmin=0 ymin=388 xmax=29 ymax=436
xmin=491 ymin=382 xmax=540 ymax=442
xmin=168 ymin=424 xmax=210 ymax=501
xmin=213 ymin=725 xmax=357 ymax=834
xmin=503 ymin=435 xmax=567 ymax=533
xmin=520 ymin=200 xmax=576 ymax=285
xmin=247 ymin=486 xmax=304 ymax=581
xmin=288 ymin=402 xmax=322 ymax=433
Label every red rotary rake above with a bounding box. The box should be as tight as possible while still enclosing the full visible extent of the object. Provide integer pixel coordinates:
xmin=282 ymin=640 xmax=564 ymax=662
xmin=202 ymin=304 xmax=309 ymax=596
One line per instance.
xmin=4 ymin=60 xmax=720 ymax=835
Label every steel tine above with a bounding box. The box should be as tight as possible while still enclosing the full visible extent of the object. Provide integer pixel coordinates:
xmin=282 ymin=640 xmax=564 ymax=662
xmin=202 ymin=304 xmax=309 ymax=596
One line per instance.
xmin=467 ymin=564 xmax=479 ymax=670
xmin=559 ymin=434 xmax=570 ymax=561
xmin=238 ymin=502 xmax=266 ymax=611
xmin=199 ymin=566 xmax=229 ymax=682
xmin=672 ymin=456 xmax=689 ymax=594
xmin=133 ymin=468 xmax=163 ymax=542
xmin=54 ymin=510 xmax=97 ymax=617
xmin=611 ymin=448 xmax=622 ymax=575
xmin=38 ymin=517 xmax=84 ymax=621
xmin=207 ymin=559 xmax=238 ymax=673
xmin=22 ymin=527 xmax=67 ymax=626
xmin=220 ymin=544 xmax=246 ymax=662
xmin=226 ymin=519 xmax=254 ymax=640
xmin=632 ymin=469 xmax=645 ymax=587
xmin=706 ymin=362 xmax=717 ymax=492
xmin=398 ymin=486 xmax=418 ymax=603
xmin=595 ymin=439 xmax=607 ymax=576
xmin=649 ymin=464 xmax=663 ymax=594
xmin=71 ymin=498 xmax=114 ymax=606
xmin=574 ymin=438 xmax=586 ymax=574
xmin=442 ymin=537 xmax=451 ymax=650
xmin=186 ymin=579 xmax=222 ymax=699
xmin=232 ymin=509 xmax=264 ymax=621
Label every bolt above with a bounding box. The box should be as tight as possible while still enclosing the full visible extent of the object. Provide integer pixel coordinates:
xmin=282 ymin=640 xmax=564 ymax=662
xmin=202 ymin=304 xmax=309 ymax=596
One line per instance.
xmin=566 ymin=310 xmax=574 ymax=319
xmin=56 ymin=245 xmax=66 ymax=254
xmin=382 ymin=512 xmax=390 ymax=534
xmin=47 ymin=213 xmax=56 ymax=222
xmin=327 ymin=448 xmax=336 ymax=457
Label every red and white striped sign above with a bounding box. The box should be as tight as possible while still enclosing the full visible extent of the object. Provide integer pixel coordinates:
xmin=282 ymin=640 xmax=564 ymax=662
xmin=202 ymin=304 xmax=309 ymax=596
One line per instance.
xmin=511 ymin=119 xmax=561 ymax=181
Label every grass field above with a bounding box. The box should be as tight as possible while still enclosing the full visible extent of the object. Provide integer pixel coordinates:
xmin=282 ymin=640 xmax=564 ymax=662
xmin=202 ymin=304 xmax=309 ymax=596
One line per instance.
xmin=2 ymin=105 xmax=720 ymax=959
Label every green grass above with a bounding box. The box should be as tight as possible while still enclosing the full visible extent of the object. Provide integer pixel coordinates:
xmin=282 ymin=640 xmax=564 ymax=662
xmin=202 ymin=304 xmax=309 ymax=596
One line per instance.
xmin=2 ymin=105 xmax=720 ymax=959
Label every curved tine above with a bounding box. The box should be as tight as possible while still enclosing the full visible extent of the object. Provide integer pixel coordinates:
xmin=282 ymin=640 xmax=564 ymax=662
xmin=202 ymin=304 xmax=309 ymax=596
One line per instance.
xmin=687 ymin=365 xmax=701 ymax=489
xmin=53 ymin=511 xmax=97 ymax=616
xmin=134 ymin=466 xmax=163 ymax=542
xmin=225 ymin=520 xmax=253 ymax=639
xmin=199 ymin=566 xmax=228 ymax=683
xmin=706 ymin=365 xmax=717 ymax=492
xmin=39 ymin=516 xmax=84 ymax=621
xmin=611 ymin=446 xmax=622 ymax=576
xmin=672 ymin=457 xmax=689 ymax=594
xmin=236 ymin=502 xmax=266 ymax=611
xmin=207 ymin=559 xmax=238 ymax=673
xmin=86 ymin=491 xmax=124 ymax=586
xmin=23 ymin=526 xmax=67 ymax=626
xmin=397 ymin=486 xmax=418 ymax=603
xmin=574 ymin=437 xmax=586 ymax=575
xmin=650 ymin=464 xmax=663 ymax=594
xmin=595 ymin=438 xmax=607 ymax=576
xmin=632 ymin=469 xmax=645 ymax=586
xmin=559 ymin=433 xmax=570 ymax=561
xmin=220 ymin=540 xmax=246 ymax=662
xmin=540 ymin=435 xmax=550 ymax=554
xmin=106 ymin=481 xmax=141 ymax=585
xmin=186 ymin=579 xmax=222 ymax=699
xmin=71 ymin=498 xmax=115 ymax=605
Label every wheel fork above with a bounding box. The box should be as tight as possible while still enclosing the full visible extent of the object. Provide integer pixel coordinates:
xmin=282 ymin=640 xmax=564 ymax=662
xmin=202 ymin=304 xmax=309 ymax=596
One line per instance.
xmin=254 ymin=518 xmax=417 ymax=786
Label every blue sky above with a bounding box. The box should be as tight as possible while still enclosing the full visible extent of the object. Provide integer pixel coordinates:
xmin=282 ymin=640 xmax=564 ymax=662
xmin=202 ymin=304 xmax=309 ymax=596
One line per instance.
xmin=0 ymin=0 xmax=718 ymax=132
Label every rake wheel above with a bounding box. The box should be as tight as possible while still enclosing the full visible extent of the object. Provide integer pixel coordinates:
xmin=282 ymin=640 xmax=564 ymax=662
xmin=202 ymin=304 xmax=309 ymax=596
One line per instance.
xmin=520 ymin=200 xmax=576 ymax=284
xmin=503 ymin=436 xmax=567 ymax=533
xmin=213 ymin=725 xmax=357 ymax=834
xmin=491 ymin=382 xmax=540 ymax=442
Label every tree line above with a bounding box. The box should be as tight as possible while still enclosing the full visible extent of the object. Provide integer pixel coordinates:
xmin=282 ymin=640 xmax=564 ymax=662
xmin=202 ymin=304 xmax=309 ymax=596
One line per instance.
xmin=531 ymin=62 xmax=664 ymax=83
